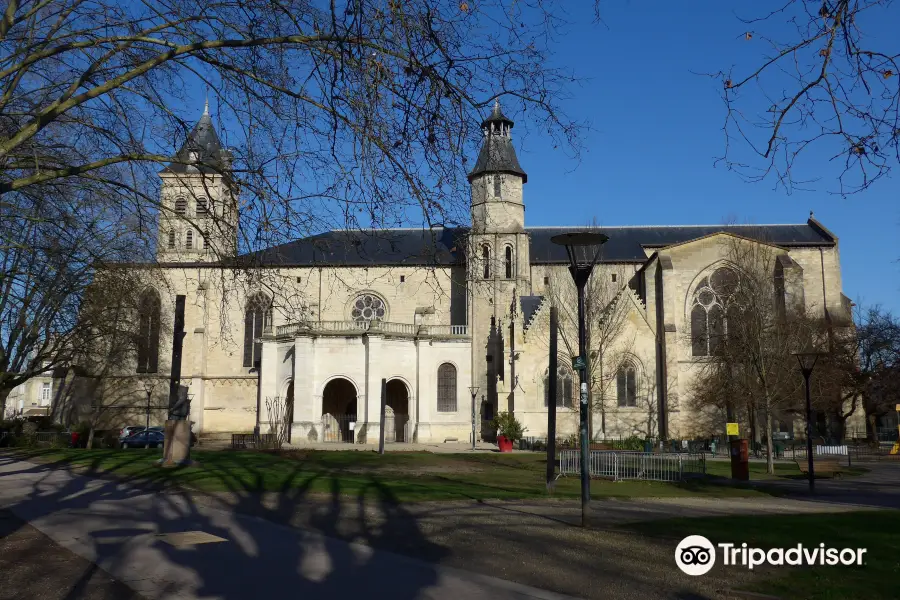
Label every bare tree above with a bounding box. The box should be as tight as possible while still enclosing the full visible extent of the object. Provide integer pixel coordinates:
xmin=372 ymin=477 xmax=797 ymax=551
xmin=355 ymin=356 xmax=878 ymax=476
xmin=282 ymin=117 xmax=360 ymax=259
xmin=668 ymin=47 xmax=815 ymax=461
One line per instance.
xmin=543 ymin=258 xmax=636 ymax=439
xmin=815 ymin=305 xmax=900 ymax=440
xmin=688 ymin=236 xmax=819 ymax=474
xmin=265 ymin=395 xmax=292 ymax=450
xmin=1 ymin=0 xmax=591 ymax=406
xmin=710 ymin=1 xmax=899 ymax=195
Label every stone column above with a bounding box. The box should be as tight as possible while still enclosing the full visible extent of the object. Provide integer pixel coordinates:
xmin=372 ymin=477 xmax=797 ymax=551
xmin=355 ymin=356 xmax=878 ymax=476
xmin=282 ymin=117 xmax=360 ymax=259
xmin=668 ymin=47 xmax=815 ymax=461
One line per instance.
xmin=363 ymin=328 xmax=384 ymax=444
xmin=292 ymin=336 xmax=318 ymax=441
xmin=259 ymin=340 xmax=278 ymax=428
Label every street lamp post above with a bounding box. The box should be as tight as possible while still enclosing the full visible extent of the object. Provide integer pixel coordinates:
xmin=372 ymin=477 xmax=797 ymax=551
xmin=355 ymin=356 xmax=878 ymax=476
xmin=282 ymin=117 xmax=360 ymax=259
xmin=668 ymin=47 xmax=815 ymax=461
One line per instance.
xmin=468 ymin=385 xmax=480 ymax=451
xmin=793 ymin=351 xmax=826 ymax=493
xmin=139 ymin=379 xmax=158 ymax=450
xmin=551 ymin=231 xmax=609 ymax=528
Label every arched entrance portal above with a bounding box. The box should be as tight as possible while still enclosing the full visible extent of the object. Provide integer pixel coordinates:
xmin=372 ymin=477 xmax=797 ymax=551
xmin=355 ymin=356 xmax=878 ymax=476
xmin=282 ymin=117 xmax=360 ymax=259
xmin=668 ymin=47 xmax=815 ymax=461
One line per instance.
xmin=285 ymin=381 xmax=294 ymax=443
xmin=322 ymin=378 xmax=357 ymax=442
xmin=385 ymin=379 xmax=410 ymax=443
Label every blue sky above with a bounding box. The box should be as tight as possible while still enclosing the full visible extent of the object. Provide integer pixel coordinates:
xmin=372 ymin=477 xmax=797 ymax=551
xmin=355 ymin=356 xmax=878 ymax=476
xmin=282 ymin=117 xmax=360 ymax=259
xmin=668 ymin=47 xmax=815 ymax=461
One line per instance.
xmin=506 ymin=1 xmax=899 ymax=314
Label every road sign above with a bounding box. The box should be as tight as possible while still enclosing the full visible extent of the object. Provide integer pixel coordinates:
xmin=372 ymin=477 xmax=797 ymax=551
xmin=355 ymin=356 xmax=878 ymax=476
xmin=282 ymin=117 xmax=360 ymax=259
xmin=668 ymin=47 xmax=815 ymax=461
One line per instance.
xmin=572 ymin=355 xmax=586 ymax=370
xmin=726 ymin=422 xmax=740 ymax=436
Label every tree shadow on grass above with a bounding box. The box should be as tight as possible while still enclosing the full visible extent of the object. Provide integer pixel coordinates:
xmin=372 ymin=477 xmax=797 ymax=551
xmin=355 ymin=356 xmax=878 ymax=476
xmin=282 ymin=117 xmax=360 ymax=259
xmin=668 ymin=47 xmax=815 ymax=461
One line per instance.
xmin=0 ymin=450 xmax=770 ymax=600
xmin=0 ymin=450 xmax=450 ymax=600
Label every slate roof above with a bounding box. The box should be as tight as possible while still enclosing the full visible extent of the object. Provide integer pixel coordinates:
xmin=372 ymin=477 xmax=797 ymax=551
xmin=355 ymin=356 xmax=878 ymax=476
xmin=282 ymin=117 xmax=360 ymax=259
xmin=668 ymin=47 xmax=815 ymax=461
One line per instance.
xmin=236 ymin=222 xmax=835 ymax=267
xmin=527 ymin=224 xmax=835 ymax=264
xmin=519 ymin=296 xmax=544 ymax=329
xmin=242 ymin=227 xmax=467 ymax=267
xmin=468 ymin=101 xmax=527 ymax=183
xmin=161 ymin=108 xmax=230 ymax=175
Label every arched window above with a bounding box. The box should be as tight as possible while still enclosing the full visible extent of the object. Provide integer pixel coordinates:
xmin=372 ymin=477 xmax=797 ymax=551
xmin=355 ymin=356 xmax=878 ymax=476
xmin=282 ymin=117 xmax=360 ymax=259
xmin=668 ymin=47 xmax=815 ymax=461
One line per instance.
xmin=493 ymin=174 xmax=501 ymax=197
xmin=482 ymin=245 xmax=491 ymax=279
xmin=174 ymin=197 xmax=187 ymax=215
xmin=243 ymin=293 xmax=272 ymax=367
xmin=690 ymin=267 xmax=738 ymax=356
xmin=616 ymin=362 xmax=637 ymax=407
xmin=167 ymin=229 xmax=176 ymax=250
xmin=504 ymin=246 xmax=514 ymax=279
xmin=196 ymin=197 xmax=208 ymax=217
xmin=437 ymin=363 xmax=457 ymax=412
xmin=136 ymin=290 xmax=161 ymax=373
xmin=544 ymin=363 xmax=574 ymax=408
xmin=185 ymin=229 xmax=193 ymax=250
xmin=350 ymin=293 xmax=386 ymax=323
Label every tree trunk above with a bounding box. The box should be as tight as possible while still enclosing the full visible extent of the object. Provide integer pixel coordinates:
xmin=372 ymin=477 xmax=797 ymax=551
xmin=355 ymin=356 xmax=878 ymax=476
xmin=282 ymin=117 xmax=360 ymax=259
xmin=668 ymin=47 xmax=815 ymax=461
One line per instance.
xmin=765 ymin=402 xmax=775 ymax=475
xmin=87 ymin=426 xmax=95 ymax=449
xmin=0 ymin=387 xmax=11 ymax=420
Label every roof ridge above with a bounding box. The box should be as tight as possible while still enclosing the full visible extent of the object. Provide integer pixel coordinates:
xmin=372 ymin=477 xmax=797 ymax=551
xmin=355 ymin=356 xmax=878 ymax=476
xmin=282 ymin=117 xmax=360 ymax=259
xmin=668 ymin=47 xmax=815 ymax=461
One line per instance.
xmin=525 ymin=224 xmax=810 ymax=229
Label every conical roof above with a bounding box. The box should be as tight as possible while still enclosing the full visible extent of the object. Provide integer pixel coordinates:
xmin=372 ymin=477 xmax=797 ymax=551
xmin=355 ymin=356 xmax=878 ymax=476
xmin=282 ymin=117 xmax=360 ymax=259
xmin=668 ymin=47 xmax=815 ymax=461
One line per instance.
xmin=162 ymin=105 xmax=229 ymax=175
xmin=467 ymin=101 xmax=527 ymax=183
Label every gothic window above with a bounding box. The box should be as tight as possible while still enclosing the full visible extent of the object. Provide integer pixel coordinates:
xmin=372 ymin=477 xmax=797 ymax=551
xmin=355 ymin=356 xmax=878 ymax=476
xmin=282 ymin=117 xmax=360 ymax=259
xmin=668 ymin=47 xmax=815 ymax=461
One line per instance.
xmin=167 ymin=229 xmax=176 ymax=250
xmin=437 ymin=363 xmax=457 ymax=412
xmin=185 ymin=230 xmax=193 ymax=250
xmin=243 ymin=293 xmax=272 ymax=368
xmin=544 ymin=363 xmax=574 ymax=408
xmin=136 ymin=290 xmax=161 ymax=373
xmin=174 ymin=197 xmax=187 ymax=215
xmin=616 ymin=362 xmax=637 ymax=407
xmin=504 ymin=246 xmax=513 ymax=279
xmin=482 ymin=245 xmax=491 ymax=279
xmin=350 ymin=293 xmax=386 ymax=323
xmin=690 ymin=267 xmax=738 ymax=356
xmin=196 ymin=197 xmax=208 ymax=217
xmin=493 ymin=174 xmax=501 ymax=197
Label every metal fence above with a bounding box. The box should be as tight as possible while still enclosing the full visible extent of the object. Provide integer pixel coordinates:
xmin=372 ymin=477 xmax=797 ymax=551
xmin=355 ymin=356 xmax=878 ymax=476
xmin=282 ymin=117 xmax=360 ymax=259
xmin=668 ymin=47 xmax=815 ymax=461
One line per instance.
xmin=559 ymin=449 xmax=707 ymax=482
xmin=383 ymin=414 xmax=411 ymax=443
xmin=320 ymin=414 xmax=357 ymax=443
xmin=231 ymin=433 xmax=277 ymax=450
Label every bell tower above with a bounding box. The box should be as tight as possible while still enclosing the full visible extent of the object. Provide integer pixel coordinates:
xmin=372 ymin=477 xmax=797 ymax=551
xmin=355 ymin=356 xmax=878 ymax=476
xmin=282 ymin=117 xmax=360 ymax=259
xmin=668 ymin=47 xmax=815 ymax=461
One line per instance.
xmin=467 ymin=100 xmax=530 ymax=287
xmin=467 ymin=100 xmax=530 ymax=430
xmin=157 ymin=100 xmax=238 ymax=262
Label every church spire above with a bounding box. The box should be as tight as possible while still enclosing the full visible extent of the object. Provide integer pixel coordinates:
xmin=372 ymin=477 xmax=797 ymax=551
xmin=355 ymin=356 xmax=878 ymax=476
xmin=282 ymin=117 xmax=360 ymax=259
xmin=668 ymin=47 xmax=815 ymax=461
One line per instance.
xmin=467 ymin=99 xmax=527 ymax=183
xmin=162 ymin=104 xmax=227 ymax=175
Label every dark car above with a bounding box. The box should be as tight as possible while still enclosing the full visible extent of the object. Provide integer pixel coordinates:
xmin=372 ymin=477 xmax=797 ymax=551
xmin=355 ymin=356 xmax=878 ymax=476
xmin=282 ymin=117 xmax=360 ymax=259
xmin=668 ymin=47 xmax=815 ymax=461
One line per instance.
xmin=121 ymin=430 xmax=164 ymax=449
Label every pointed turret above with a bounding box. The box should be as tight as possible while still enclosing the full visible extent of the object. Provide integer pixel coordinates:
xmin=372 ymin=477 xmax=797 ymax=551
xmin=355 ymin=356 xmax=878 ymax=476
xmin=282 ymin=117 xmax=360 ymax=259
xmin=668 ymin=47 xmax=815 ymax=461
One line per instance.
xmin=162 ymin=105 xmax=230 ymax=175
xmin=468 ymin=100 xmax=527 ymax=183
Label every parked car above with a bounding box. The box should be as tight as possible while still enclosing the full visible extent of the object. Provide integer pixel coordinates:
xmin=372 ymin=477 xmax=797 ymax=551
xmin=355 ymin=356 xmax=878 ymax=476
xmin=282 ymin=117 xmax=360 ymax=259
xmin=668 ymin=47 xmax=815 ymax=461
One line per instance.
xmin=121 ymin=430 xmax=164 ymax=449
xmin=118 ymin=426 xmax=146 ymax=443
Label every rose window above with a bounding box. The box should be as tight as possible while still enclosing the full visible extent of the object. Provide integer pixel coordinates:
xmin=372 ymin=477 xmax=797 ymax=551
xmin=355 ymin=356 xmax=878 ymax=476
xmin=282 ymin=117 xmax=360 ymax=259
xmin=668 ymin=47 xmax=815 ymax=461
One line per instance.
xmin=351 ymin=294 xmax=386 ymax=322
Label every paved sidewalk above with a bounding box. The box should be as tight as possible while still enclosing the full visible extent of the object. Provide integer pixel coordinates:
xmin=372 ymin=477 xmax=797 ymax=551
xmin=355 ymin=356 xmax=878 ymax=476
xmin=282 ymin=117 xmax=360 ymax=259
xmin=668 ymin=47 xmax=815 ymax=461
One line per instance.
xmin=0 ymin=459 xmax=574 ymax=600
xmin=0 ymin=509 xmax=144 ymax=600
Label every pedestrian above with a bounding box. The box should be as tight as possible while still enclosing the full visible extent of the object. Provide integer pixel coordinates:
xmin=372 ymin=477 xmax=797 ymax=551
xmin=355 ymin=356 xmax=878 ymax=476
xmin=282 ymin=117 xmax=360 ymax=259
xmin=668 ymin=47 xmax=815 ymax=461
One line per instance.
xmin=70 ymin=430 xmax=80 ymax=448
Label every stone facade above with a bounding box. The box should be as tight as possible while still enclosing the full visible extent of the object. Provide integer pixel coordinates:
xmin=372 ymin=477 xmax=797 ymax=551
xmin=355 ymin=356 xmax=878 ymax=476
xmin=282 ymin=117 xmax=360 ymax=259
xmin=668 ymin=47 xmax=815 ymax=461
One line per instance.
xmin=85 ymin=102 xmax=859 ymax=444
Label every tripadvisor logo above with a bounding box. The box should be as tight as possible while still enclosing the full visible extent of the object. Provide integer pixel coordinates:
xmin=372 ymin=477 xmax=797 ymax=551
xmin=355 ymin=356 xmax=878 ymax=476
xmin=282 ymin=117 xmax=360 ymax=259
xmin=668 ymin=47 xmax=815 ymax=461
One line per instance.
xmin=675 ymin=536 xmax=867 ymax=576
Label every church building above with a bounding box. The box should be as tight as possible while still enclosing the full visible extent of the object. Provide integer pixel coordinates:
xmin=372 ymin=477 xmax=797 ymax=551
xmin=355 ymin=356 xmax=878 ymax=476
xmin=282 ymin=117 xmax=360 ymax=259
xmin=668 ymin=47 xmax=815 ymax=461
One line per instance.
xmin=121 ymin=101 xmax=854 ymax=444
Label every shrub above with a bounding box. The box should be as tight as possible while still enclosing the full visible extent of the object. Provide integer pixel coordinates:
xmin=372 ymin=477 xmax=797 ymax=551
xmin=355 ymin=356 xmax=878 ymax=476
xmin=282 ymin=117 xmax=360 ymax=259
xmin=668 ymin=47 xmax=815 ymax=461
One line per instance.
xmin=611 ymin=435 xmax=648 ymax=452
xmin=490 ymin=411 xmax=526 ymax=443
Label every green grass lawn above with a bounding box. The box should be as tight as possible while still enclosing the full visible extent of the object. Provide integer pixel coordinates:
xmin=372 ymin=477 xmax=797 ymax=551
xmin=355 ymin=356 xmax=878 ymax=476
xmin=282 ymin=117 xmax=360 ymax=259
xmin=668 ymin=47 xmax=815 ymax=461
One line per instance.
xmin=703 ymin=459 xmax=869 ymax=480
xmin=625 ymin=511 xmax=900 ymax=600
xmin=4 ymin=448 xmax=773 ymax=502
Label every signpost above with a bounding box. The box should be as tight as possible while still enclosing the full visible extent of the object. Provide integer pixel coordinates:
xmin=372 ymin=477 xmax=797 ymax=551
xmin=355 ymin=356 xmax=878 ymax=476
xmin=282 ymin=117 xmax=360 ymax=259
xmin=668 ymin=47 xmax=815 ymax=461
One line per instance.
xmin=726 ymin=422 xmax=740 ymax=437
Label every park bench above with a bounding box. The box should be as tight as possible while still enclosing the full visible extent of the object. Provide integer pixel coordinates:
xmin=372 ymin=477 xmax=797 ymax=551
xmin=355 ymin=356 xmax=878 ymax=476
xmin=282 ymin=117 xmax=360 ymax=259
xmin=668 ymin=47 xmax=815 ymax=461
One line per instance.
xmin=796 ymin=459 xmax=844 ymax=479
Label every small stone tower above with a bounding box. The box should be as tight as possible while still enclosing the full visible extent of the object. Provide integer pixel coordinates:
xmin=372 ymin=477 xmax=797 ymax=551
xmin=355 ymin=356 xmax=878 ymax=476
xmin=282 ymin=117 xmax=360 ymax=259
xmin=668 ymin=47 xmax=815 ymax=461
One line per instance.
xmin=467 ymin=101 xmax=530 ymax=430
xmin=157 ymin=101 xmax=238 ymax=262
